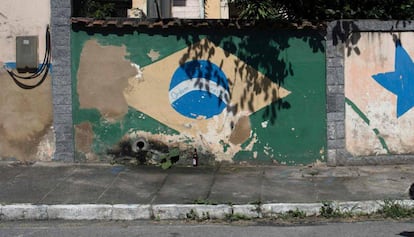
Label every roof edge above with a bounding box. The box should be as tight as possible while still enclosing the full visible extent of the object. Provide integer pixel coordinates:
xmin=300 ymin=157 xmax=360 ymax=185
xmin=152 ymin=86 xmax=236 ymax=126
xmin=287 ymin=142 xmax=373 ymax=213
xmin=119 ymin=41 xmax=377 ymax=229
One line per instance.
xmin=71 ymin=17 xmax=327 ymax=30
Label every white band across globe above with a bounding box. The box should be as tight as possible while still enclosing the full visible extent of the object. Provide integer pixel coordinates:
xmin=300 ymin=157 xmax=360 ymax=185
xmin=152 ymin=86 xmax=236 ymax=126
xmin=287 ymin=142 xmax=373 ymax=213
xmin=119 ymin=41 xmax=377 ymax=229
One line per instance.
xmin=168 ymin=60 xmax=230 ymax=119
xmin=169 ymin=77 xmax=230 ymax=104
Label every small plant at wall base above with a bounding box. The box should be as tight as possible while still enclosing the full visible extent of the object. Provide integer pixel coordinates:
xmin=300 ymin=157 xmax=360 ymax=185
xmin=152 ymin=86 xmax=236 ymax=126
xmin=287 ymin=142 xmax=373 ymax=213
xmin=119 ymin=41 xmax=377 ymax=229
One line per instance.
xmin=192 ymin=199 xmax=218 ymax=205
xmin=278 ymin=209 xmax=307 ymax=220
xmin=225 ymin=213 xmax=252 ymax=222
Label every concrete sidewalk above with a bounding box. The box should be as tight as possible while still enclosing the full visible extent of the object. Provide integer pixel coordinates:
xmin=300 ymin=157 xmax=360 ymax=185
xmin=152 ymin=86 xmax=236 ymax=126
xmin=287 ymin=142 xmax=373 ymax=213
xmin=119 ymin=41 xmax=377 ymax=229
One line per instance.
xmin=0 ymin=162 xmax=413 ymax=220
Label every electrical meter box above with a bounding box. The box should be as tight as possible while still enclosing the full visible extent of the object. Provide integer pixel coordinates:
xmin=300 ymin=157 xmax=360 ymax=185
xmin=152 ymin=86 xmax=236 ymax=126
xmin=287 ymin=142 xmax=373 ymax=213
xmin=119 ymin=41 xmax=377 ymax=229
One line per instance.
xmin=16 ymin=36 xmax=38 ymax=73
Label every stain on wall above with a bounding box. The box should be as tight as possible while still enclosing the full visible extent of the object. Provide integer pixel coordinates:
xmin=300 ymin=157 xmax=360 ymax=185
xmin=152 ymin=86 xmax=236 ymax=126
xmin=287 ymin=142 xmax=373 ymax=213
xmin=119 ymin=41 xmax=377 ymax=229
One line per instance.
xmin=72 ymin=27 xmax=326 ymax=165
xmin=77 ymin=40 xmax=137 ymax=121
xmin=229 ymin=115 xmax=251 ymax=145
xmin=0 ymin=0 xmax=53 ymax=162
xmin=74 ymin=122 xmax=96 ymax=161
xmin=0 ymin=68 xmax=54 ymax=161
xmin=345 ymin=32 xmax=414 ymax=156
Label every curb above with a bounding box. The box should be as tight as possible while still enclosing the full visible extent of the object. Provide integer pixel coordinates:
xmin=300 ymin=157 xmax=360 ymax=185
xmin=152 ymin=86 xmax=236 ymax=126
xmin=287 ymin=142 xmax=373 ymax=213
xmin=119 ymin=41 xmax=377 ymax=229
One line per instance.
xmin=1 ymin=200 xmax=413 ymax=221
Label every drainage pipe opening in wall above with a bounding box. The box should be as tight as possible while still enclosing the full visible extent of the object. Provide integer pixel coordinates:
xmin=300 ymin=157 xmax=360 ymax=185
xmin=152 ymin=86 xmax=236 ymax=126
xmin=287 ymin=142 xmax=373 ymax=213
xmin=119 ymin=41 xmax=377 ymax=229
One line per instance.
xmin=131 ymin=137 xmax=149 ymax=152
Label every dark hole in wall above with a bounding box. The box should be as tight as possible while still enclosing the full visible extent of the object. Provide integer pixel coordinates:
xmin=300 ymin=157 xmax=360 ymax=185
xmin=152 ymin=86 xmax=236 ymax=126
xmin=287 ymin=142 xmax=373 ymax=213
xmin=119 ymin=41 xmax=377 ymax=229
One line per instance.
xmin=137 ymin=141 xmax=145 ymax=149
xmin=108 ymin=140 xmax=148 ymax=164
xmin=108 ymin=139 xmax=182 ymax=165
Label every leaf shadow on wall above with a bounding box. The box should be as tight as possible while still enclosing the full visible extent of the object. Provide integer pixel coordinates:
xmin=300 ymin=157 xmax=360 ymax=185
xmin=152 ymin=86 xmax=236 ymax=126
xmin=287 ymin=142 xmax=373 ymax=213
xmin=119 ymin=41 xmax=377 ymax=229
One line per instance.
xmin=330 ymin=20 xmax=413 ymax=57
xmin=174 ymin=27 xmax=325 ymax=125
xmin=331 ymin=21 xmax=361 ymax=57
xmin=72 ymin=23 xmax=325 ymax=126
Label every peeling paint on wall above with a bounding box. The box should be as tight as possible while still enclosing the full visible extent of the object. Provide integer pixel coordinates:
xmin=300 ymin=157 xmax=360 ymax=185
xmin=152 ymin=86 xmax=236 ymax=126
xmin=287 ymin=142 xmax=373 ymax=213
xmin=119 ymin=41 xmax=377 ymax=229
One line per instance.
xmin=36 ymin=127 xmax=56 ymax=161
xmin=345 ymin=32 xmax=414 ymax=156
xmin=72 ymin=29 xmax=326 ymax=165
xmin=229 ymin=115 xmax=251 ymax=145
xmin=75 ymin=122 xmax=94 ymax=153
xmin=123 ymin=38 xmax=291 ymax=161
xmin=77 ymin=40 xmax=137 ymax=121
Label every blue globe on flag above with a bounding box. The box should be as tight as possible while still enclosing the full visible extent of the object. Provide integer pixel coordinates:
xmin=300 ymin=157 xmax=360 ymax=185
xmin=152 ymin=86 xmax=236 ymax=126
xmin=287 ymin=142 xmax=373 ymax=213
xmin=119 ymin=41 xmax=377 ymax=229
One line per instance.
xmin=169 ymin=60 xmax=230 ymax=119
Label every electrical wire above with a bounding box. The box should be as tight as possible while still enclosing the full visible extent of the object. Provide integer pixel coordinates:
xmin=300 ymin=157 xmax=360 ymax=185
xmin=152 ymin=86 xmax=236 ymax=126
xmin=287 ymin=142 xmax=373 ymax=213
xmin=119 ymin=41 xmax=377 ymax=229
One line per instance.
xmin=5 ymin=25 xmax=52 ymax=89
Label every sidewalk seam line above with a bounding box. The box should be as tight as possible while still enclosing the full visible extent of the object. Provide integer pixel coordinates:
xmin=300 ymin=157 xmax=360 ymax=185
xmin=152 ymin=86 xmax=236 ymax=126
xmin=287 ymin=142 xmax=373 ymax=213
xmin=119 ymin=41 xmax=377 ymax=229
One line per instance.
xmin=149 ymin=173 xmax=170 ymax=204
xmin=205 ymin=164 xmax=220 ymax=200
xmin=5 ymin=167 xmax=29 ymax=186
xmin=260 ymin=167 xmax=265 ymax=204
xmin=95 ymin=171 xmax=122 ymax=203
xmin=37 ymin=166 xmax=78 ymax=203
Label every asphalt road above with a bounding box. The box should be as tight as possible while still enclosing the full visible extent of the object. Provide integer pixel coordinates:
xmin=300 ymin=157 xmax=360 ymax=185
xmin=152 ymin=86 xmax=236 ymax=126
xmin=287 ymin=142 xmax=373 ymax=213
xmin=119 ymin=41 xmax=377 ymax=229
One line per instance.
xmin=0 ymin=220 xmax=413 ymax=237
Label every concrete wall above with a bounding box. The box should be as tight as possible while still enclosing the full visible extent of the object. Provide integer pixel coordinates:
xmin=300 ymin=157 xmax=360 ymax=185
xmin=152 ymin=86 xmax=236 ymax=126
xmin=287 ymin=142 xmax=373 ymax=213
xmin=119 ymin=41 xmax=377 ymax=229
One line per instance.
xmin=71 ymin=26 xmax=327 ymax=165
xmin=205 ymin=0 xmax=220 ymax=18
xmin=327 ymin=20 xmax=414 ymax=165
xmin=5 ymin=12 xmax=413 ymax=166
xmin=0 ymin=0 xmax=55 ymax=162
xmin=205 ymin=0 xmax=228 ymax=19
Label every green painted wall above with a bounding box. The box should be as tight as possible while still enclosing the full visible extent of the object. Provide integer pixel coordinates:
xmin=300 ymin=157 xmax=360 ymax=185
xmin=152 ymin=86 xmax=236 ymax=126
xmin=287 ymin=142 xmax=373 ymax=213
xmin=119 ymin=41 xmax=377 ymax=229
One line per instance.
xmin=71 ymin=26 xmax=326 ymax=165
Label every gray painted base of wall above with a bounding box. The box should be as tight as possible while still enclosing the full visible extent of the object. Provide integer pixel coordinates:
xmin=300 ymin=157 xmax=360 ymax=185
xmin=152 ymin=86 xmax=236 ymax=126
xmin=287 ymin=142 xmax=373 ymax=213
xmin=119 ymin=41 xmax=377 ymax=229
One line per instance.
xmin=328 ymin=154 xmax=414 ymax=166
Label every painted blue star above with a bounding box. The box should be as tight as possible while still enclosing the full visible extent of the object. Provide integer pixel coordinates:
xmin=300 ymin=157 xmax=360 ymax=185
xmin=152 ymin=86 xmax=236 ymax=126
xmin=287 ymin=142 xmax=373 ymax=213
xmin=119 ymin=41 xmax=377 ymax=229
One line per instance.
xmin=372 ymin=42 xmax=414 ymax=118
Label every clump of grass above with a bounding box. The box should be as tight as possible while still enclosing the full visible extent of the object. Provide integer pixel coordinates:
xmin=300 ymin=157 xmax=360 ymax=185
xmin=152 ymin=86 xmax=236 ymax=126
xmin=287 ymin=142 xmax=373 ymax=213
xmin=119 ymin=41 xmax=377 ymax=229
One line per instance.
xmin=278 ymin=209 xmax=307 ymax=220
xmin=319 ymin=201 xmax=343 ymax=218
xmin=377 ymin=200 xmax=414 ymax=219
xmin=318 ymin=201 xmax=357 ymax=218
xmin=225 ymin=213 xmax=251 ymax=222
xmin=192 ymin=199 xmax=218 ymax=205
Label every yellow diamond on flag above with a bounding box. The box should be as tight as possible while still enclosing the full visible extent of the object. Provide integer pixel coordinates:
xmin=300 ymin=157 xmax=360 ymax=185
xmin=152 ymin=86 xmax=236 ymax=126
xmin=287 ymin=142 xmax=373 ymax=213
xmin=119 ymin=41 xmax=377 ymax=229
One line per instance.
xmin=124 ymin=38 xmax=290 ymax=146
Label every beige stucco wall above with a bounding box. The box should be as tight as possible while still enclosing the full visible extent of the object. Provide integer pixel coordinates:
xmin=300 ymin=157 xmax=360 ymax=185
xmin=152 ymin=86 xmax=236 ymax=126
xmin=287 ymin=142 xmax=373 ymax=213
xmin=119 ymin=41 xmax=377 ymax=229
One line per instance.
xmin=0 ymin=69 xmax=54 ymax=162
xmin=0 ymin=0 xmax=53 ymax=162
xmin=345 ymin=32 xmax=414 ymax=156
xmin=0 ymin=0 xmax=50 ymax=63
xmin=205 ymin=0 xmax=220 ymax=18
xmin=205 ymin=0 xmax=228 ymax=19
xmin=131 ymin=0 xmax=147 ymax=15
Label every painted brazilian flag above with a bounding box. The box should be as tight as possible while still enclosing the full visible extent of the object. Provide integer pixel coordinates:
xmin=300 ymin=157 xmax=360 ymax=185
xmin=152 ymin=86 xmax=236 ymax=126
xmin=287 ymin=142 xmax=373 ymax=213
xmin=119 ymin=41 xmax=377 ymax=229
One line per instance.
xmin=72 ymin=27 xmax=326 ymax=165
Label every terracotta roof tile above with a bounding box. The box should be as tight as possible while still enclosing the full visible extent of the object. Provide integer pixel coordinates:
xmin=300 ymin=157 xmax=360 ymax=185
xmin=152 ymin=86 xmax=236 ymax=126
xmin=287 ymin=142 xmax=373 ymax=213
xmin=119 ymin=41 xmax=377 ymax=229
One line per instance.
xmin=71 ymin=17 xmax=326 ymax=30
